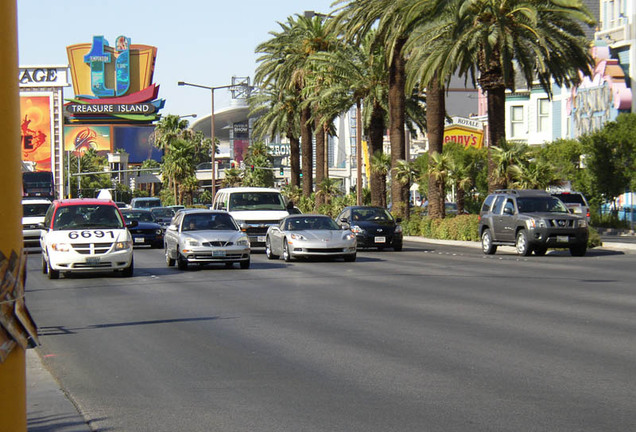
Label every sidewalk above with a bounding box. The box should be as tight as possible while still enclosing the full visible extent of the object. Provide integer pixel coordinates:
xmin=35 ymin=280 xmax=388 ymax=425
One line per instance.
xmin=404 ymin=236 xmax=636 ymax=252
xmin=27 ymin=348 xmax=91 ymax=432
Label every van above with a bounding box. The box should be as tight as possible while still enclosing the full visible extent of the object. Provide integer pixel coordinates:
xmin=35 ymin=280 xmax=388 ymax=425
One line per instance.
xmin=212 ymin=187 xmax=290 ymax=246
xmin=130 ymin=197 xmax=162 ymax=210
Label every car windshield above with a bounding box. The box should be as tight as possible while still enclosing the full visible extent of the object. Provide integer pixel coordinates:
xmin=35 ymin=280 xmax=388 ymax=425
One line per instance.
xmin=23 ymin=203 xmax=50 ymax=217
xmin=351 ymin=208 xmax=393 ymax=222
xmin=285 ymin=216 xmax=339 ymax=231
xmin=53 ymin=205 xmax=124 ymax=230
xmin=229 ymin=192 xmax=286 ymax=211
xmin=151 ymin=208 xmax=175 ymax=218
xmin=123 ymin=211 xmax=156 ymax=223
xmin=182 ymin=213 xmax=237 ymax=231
xmin=516 ymin=197 xmax=569 ymax=213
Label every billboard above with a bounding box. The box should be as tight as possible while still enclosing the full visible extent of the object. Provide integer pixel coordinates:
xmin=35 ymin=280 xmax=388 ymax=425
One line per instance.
xmin=444 ymin=117 xmax=484 ymax=149
xmin=20 ymin=95 xmax=52 ymax=171
xmin=64 ymin=125 xmax=112 ymax=155
xmin=113 ymin=126 xmax=162 ymax=163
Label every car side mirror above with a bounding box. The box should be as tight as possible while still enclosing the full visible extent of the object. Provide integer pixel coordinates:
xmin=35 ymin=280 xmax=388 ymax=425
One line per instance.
xmin=127 ymin=220 xmax=139 ymax=228
xmin=504 ymin=207 xmax=514 ymax=215
xmin=340 ymin=217 xmax=349 ymax=225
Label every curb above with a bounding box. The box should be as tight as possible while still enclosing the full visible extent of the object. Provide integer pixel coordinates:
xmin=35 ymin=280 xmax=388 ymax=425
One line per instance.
xmin=404 ymin=236 xmax=636 ymax=252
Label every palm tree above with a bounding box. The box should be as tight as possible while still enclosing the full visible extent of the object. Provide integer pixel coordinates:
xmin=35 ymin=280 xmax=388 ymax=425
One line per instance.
xmin=489 ymin=140 xmax=531 ymax=188
xmin=255 ymin=14 xmax=335 ymax=198
xmin=427 ymin=151 xmax=451 ymax=218
xmin=370 ymin=151 xmax=391 ymax=207
xmin=250 ymin=85 xmax=301 ymax=187
xmin=331 ymin=0 xmax=413 ymax=219
xmin=406 ymin=0 xmax=595 ymax=192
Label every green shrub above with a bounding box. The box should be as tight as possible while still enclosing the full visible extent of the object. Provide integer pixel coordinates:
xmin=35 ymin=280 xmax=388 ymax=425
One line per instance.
xmin=403 ymin=214 xmax=480 ymax=241
xmin=588 ymin=227 xmax=602 ymax=248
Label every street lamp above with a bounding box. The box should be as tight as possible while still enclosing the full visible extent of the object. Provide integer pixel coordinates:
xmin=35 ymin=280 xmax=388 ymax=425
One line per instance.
xmin=177 ymin=81 xmax=234 ymax=203
xmin=178 ymin=113 xmax=197 ymax=119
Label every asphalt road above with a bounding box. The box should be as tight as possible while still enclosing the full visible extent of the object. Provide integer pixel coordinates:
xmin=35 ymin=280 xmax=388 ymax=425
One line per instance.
xmin=25 ymin=242 xmax=636 ymax=432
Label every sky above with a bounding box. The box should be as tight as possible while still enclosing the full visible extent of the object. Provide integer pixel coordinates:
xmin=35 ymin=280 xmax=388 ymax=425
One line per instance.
xmin=17 ymin=0 xmax=337 ymax=120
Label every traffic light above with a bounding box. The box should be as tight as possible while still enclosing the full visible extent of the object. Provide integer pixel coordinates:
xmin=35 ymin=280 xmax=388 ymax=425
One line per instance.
xmin=279 ymin=167 xmax=284 ymax=176
xmin=299 ymin=171 xmax=303 ymax=178
xmin=250 ymin=164 xmax=255 ymax=172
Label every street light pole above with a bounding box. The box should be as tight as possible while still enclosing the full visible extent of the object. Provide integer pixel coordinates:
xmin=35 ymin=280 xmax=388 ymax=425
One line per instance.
xmin=177 ymin=81 xmax=234 ymax=204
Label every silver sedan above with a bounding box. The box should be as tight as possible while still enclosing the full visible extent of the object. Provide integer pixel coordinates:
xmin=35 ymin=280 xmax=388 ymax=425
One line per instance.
xmin=164 ymin=209 xmax=250 ymax=270
xmin=265 ymin=215 xmax=357 ymax=262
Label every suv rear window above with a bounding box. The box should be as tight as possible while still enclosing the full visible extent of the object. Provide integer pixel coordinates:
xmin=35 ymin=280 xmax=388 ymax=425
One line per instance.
xmin=552 ymin=193 xmax=586 ymax=205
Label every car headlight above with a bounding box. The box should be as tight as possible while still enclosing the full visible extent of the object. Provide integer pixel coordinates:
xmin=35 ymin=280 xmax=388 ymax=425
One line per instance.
xmin=237 ymin=236 xmax=250 ymax=246
xmin=115 ymin=241 xmax=132 ymax=251
xmin=350 ymin=225 xmax=364 ymax=234
xmin=156 ymin=229 xmax=163 ymax=235
xmin=394 ymin=225 xmax=403 ymax=234
xmin=185 ymin=237 xmax=200 ymax=247
xmin=578 ymin=218 xmax=587 ymax=228
xmin=526 ymin=218 xmax=547 ymax=229
xmin=51 ymin=242 xmax=70 ymax=252
xmin=342 ymin=232 xmax=355 ymax=241
xmin=290 ymin=233 xmax=306 ymax=241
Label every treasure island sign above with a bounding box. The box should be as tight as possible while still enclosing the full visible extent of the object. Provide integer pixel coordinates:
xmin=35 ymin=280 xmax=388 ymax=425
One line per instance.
xmin=65 ymin=35 xmax=164 ymax=122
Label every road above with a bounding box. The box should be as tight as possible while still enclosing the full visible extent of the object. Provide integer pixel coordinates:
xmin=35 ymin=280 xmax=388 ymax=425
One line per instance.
xmin=25 ymin=242 xmax=636 ymax=432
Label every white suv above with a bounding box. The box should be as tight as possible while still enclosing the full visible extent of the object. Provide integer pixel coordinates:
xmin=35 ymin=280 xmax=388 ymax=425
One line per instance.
xmin=40 ymin=199 xmax=135 ymax=279
xmin=550 ymin=191 xmax=590 ymax=222
xmin=211 ymin=187 xmax=290 ymax=246
xmin=22 ymin=198 xmax=51 ymax=249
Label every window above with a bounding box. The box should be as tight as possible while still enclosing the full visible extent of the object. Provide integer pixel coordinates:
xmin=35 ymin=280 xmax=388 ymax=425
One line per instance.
xmin=510 ymin=106 xmax=525 ymax=137
xmin=537 ymin=99 xmax=549 ymax=132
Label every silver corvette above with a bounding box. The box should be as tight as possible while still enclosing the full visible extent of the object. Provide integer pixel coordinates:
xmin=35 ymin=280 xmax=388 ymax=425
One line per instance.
xmin=265 ymin=214 xmax=357 ymax=262
xmin=164 ymin=209 xmax=250 ymax=270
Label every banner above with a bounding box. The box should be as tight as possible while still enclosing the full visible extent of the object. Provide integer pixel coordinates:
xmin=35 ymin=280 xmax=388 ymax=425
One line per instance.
xmin=20 ymin=95 xmax=52 ymax=171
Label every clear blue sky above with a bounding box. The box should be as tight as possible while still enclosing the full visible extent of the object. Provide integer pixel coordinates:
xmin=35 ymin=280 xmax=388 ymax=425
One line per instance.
xmin=17 ymin=0 xmax=336 ymax=119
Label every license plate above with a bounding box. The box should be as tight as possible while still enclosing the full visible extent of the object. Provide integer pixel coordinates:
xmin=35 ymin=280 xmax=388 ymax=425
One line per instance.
xmin=257 ymin=236 xmax=266 ymax=242
xmin=213 ymin=250 xmax=226 ymax=257
xmin=134 ymin=237 xmax=145 ymax=243
xmin=86 ymin=257 xmax=100 ymax=265
xmin=557 ymin=235 xmax=569 ymax=243
xmin=375 ymin=236 xmax=386 ymax=243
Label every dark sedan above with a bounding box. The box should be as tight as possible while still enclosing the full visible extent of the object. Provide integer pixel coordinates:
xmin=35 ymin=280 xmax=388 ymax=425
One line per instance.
xmin=150 ymin=206 xmax=176 ymax=229
xmin=120 ymin=209 xmax=164 ymax=248
xmin=336 ymin=206 xmax=403 ymax=251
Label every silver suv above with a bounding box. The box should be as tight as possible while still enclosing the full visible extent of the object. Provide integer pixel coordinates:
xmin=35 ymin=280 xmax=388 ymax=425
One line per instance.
xmin=478 ymin=189 xmax=589 ymax=256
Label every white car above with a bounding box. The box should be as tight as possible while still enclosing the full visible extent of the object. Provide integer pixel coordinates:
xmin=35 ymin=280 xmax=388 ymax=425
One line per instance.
xmin=164 ymin=209 xmax=251 ymax=270
xmin=40 ymin=199 xmax=135 ymax=279
xmin=22 ymin=198 xmax=51 ymax=249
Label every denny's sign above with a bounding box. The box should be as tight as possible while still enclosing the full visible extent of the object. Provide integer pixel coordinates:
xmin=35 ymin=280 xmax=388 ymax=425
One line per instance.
xmin=65 ymin=35 xmax=164 ymax=122
xmin=444 ymin=116 xmax=484 ymax=149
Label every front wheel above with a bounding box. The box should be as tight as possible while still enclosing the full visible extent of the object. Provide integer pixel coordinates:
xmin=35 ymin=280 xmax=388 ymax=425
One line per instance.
xmin=41 ymin=255 xmax=48 ymax=274
xmin=165 ymin=246 xmax=175 ymax=267
xmin=265 ymin=236 xmax=278 ymax=260
xmin=122 ymin=257 xmax=134 ymax=277
xmin=240 ymin=258 xmax=250 ymax=269
xmin=343 ymin=253 xmax=356 ymax=262
xmin=177 ymin=251 xmax=189 ymax=270
xmin=47 ymin=260 xmax=59 ymax=280
xmin=569 ymin=244 xmax=587 ymax=257
xmin=481 ymin=229 xmax=497 ymax=255
xmin=282 ymin=239 xmax=292 ymax=262
xmin=516 ymin=230 xmax=532 ymax=256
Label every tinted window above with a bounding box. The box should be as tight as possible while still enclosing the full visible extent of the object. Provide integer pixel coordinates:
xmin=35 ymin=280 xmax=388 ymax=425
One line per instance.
xmin=481 ymin=195 xmax=495 ymax=213
xmin=517 ymin=197 xmax=568 ymax=213
xmin=492 ymin=196 xmax=505 ymax=215
xmin=182 ymin=213 xmax=237 ymax=231
xmin=122 ymin=211 xmax=156 ymax=223
xmin=23 ymin=202 xmax=50 ymax=217
xmin=552 ymin=193 xmax=586 ymax=205
xmin=351 ymin=208 xmax=393 ymax=222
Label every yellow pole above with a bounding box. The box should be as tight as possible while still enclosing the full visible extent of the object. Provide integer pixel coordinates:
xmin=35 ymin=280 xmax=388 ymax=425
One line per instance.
xmin=0 ymin=1 xmax=28 ymax=431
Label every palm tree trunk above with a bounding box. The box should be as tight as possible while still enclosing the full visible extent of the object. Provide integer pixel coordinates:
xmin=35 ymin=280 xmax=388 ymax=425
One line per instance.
xmin=389 ymin=38 xmax=407 ymax=217
xmin=300 ymin=105 xmax=313 ymax=197
xmin=427 ymin=75 xmax=445 ymax=219
xmin=287 ymin=129 xmax=300 ymax=188
xmin=486 ymin=85 xmax=507 ymax=192
xmin=456 ymin=185 xmax=465 ymax=215
xmin=369 ymin=104 xmax=385 ymax=207
xmin=314 ymin=115 xmax=325 ymax=206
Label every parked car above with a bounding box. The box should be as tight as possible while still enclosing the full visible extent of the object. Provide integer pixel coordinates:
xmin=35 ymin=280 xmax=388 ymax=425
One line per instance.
xmin=40 ymin=199 xmax=135 ymax=279
xmin=478 ymin=189 xmax=588 ymax=256
xmin=22 ymin=198 xmax=51 ymax=249
xmin=120 ymin=209 xmax=164 ymax=248
xmin=164 ymin=209 xmax=250 ymax=270
xmin=550 ymin=191 xmax=590 ymax=222
xmin=265 ymin=214 xmax=357 ymax=262
xmin=150 ymin=207 xmax=176 ymax=229
xmin=336 ymin=206 xmax=403 ymax=251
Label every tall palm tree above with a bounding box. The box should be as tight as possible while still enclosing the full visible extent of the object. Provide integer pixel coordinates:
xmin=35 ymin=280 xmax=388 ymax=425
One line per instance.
xmin=331 ymin=0 xmax=413 ymax=219
xmin=255 ymin=14 xmax=335 ymax=197
xmin=250 ymin=85 xmax=301 ymax=187
xmin=407 ymin=0 xmax=595 ymax=192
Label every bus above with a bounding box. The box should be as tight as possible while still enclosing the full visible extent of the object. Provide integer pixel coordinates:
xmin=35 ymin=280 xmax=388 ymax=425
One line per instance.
xmin=22 ymin=171 xmax=55 ymax=200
